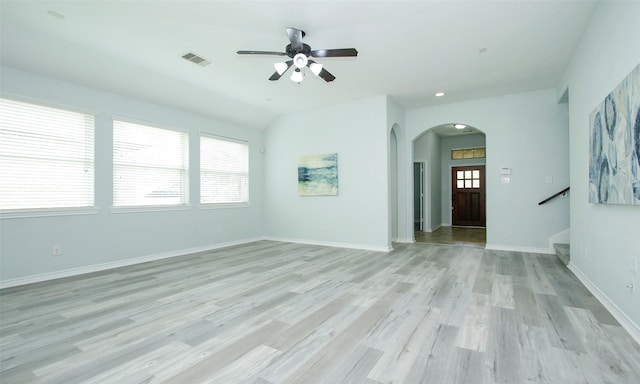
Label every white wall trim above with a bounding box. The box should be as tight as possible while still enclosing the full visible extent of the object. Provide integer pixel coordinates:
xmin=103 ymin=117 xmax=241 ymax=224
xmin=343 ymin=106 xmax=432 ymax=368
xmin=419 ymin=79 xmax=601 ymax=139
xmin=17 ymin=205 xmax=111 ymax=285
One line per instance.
xmin=265 ymin=236 xmax=392 ymax=253
xmin=568 ymin=262 xmax=640 ymax=346
xmin=485 ymin=243 xmax=554 ymax=255
xmin=0 ymin=237 xmax=264 ymax=289
xmin=394 ymin=237 xmax=415 ymax=244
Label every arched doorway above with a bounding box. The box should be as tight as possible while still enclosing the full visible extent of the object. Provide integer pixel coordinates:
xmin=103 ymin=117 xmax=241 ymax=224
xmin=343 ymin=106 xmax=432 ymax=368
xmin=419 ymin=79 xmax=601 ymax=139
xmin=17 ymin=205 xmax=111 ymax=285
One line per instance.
xmin=389 ymin=122 xmax=411 ymax=247
xmin=412 ymin=123 xmax=487 ymax=247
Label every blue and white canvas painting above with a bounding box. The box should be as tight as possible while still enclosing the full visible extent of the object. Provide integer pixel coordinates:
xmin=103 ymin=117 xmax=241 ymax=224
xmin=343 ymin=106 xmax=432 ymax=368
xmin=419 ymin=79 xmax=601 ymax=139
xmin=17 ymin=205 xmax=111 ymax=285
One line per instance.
xmin=589 ymin=63 xmax=640 ymax=205
xmin=298 ymin=153 xmax=338 ymax=196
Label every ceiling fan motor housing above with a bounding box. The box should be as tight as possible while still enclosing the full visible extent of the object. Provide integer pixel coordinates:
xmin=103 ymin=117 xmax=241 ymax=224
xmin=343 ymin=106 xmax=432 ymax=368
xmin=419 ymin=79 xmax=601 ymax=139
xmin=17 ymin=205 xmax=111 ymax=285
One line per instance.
xmin=286 ymin=43 xmax=311 ymax=58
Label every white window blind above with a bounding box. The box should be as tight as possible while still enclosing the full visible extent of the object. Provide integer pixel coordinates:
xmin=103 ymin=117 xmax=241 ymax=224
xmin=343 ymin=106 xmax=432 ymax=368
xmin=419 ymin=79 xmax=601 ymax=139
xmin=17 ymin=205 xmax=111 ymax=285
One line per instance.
xmin=200 ymin=135 xmax=249 ymax=204
xmin=113 ymin=119 xmax=189 ymax=207
xmin=0 ymin=97 xmax=94 ymax=211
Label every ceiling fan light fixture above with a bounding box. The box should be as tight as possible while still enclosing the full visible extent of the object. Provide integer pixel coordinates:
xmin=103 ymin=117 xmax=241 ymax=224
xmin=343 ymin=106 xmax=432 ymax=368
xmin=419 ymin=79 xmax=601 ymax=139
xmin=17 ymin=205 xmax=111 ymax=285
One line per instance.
xmin=274 ymin=61 xmax=289 ymax=75
xmin=237 ymin=27 xmax=356 ymax=83
xmin=454 ymin=124 xmax=467 ymax=129
xmin=309 ymin=62 xmax=323 ymax=76
xmin=293 ymin=53 xmax=308 ymax=69
xmin=290 ymin=68 xmax=304 ymax=83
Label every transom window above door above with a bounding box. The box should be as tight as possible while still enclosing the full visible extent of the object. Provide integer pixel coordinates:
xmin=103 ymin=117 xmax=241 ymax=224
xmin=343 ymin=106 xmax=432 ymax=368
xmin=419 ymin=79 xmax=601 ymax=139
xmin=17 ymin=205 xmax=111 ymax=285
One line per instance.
xmin=452 ymin=147 xmax=485 ymax=160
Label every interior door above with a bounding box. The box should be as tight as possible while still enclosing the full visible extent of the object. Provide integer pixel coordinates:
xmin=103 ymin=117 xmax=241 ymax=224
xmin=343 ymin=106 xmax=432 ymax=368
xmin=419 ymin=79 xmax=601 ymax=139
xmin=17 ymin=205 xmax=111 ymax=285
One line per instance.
xmin=452 ymin=165 xmax=485 ymax=227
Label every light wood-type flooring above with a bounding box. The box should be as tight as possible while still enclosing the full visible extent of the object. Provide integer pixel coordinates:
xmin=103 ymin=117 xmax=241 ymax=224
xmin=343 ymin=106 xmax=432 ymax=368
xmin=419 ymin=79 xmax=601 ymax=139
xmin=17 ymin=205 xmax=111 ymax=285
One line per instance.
xmin=1 ymin=241 xmax=639 ymax=383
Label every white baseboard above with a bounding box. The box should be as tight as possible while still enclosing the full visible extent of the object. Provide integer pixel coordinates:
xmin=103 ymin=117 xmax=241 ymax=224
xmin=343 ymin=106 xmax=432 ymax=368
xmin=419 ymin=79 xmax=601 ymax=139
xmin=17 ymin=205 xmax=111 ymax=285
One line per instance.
xmin=264 ymin=236 xmax=392 ymax=253
xmin=568 ymin=262 xmax=640 ymax=346
xmin=485 ymin=243 xmax=554 ymax=255
xmin=394 ymin=237 xmax=414 ymax=244
xmin=0 ymin=237 xmax=264 ymax=289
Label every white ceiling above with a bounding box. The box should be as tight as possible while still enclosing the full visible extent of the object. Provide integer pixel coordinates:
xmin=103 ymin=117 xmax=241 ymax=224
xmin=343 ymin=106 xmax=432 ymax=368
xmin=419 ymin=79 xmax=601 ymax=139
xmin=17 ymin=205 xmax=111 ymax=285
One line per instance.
xmin=0 ymin=0 xmax=597 ymax=130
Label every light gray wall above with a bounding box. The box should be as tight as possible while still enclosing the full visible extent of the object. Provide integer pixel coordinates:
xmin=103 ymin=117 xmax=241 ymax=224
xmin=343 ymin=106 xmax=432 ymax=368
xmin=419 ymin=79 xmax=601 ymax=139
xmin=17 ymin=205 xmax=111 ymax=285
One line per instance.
xmin=413 ymin=130 xmax=441 ymax=231
xmin=263 ymin=95 xmax=391 ymax=250
xmin=0 ymin=67 xmax=264 ymax=283
xmin=558 ymin=1 xmax=640 ymax=327
xmin=387 ymin=97 xmax=409 ymax=242
xmin=440 ymin=133 xmax=486 ymax=226
xmin=406 ymin=88 xmax=570 ymax=251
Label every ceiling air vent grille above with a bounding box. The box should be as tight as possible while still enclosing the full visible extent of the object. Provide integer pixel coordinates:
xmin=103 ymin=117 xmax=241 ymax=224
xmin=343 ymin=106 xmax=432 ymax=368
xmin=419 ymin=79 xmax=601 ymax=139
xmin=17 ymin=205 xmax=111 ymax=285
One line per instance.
xmin=182 ymin=52 xmax=212 ymax=67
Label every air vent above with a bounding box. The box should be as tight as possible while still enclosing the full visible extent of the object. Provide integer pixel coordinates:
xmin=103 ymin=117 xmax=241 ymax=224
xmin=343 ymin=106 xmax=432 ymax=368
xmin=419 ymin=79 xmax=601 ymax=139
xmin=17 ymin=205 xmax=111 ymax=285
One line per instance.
xmin=182 ymin=52 xmax=212 ymax=67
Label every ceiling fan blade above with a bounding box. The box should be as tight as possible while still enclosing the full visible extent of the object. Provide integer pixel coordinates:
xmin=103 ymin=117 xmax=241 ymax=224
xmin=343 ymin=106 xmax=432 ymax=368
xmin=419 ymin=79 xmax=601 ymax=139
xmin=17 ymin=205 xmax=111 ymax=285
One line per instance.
xmin=286 ymin=27 xmax=305 ymax=51
xmin=317 ymin=67 xmax=336 ymax=82
xmin=237 ymin=50 xmax=288 ymax=56
xmin=306 ymin=59 xmax=335 ymax=82
xmin=310 ymin=48 xmax=358 ymax=58
xmin=268 ymin=71 xmax=283 ymax=81
xmin=269 ymin=60 xmax=293 ymax=81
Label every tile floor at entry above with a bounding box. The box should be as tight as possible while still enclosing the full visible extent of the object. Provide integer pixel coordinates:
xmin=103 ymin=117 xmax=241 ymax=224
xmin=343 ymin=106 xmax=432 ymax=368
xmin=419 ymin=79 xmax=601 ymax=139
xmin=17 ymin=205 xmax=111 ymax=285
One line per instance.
xmin=415 ymin=226 xmax=486 ymax=248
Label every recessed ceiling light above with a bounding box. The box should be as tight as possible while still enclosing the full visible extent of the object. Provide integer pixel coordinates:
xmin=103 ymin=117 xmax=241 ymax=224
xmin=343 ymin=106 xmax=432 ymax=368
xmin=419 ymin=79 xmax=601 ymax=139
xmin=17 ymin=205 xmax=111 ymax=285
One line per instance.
xmin=454 ymin=124 xmax=467 ymax=129
xmin=435 ymin=92 xmax=445 ymax=97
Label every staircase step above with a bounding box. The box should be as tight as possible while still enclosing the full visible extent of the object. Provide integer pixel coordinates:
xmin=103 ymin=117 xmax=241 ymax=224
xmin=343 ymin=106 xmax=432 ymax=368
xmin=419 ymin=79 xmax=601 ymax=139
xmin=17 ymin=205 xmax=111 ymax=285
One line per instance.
xmin=554 ymin=243 xmax=570 ymax=266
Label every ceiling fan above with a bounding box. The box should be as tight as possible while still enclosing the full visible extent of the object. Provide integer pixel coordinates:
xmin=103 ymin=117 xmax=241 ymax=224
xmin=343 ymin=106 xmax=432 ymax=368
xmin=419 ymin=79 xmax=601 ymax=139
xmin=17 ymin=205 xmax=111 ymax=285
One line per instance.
xmin=237 ymin=27 xmax=358 ymax=83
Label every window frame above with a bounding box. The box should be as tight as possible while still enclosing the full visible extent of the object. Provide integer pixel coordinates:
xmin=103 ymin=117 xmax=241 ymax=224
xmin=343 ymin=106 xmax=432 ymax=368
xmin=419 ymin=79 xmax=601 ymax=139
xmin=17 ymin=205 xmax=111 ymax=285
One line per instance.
xmin=112 ymin=117 xmax=190 ymax=211
xmin=199 ymin=133 xmax=250 ymax=208
xmin=0 ymin=94 xmax=97 ymax=219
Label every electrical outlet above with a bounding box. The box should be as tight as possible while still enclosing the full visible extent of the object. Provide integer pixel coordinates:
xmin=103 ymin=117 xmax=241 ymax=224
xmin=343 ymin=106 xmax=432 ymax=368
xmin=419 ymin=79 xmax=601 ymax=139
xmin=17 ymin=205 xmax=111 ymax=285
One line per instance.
xmin=52 ymin=245 xmax=62 ymax=256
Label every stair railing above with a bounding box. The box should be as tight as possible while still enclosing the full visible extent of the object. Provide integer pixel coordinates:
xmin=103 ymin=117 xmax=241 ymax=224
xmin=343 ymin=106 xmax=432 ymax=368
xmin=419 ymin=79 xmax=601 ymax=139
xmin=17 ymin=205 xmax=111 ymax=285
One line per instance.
xmin=538 ymin=187 xmax=570 ymax=205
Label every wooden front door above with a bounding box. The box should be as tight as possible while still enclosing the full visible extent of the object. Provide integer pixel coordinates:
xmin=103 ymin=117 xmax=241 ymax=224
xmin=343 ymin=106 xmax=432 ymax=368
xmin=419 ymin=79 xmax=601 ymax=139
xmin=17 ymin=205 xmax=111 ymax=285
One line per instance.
xmin=452 ymin=165 xmax=485 ymax=227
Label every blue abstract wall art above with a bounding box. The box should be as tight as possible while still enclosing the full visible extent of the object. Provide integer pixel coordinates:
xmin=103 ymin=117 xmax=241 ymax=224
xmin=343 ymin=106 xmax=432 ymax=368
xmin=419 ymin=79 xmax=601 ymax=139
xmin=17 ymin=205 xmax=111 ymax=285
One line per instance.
xmin=298 ymin=153 xmax=338 ymax=196
xmin=589 ymin=63 xmax=640 ymax=205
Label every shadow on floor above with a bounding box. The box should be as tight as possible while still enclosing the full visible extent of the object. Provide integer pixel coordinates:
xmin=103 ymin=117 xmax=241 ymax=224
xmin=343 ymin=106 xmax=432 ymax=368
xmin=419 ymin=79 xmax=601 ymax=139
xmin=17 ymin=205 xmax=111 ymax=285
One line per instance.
xmin=415 ymin=226 xmax=486 ymax=248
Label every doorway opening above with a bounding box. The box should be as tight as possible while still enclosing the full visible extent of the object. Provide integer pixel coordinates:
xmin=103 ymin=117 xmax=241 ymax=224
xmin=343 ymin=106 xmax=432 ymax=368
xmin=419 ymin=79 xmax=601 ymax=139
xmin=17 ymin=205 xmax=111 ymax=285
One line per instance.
xmin=412 ymin=123 xmax=486 ymax=246
xmin=413 ymin=162 xmax=424 ymax=232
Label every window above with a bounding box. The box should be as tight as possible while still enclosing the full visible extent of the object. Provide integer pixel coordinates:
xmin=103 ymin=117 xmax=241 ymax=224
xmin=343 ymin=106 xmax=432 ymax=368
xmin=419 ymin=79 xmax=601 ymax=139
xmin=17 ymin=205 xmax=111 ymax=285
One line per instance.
xmin=113 ymin=119 xmax=188 ymax=207
xmin=200 ymin=134 xmax=248 ymax=204
xmin=452 ymin=147 xmax=486 ymax=160
xmin=0 ymin=97 xmax=94 ymax=211
xmin=457 ymin=169 xmax=481 ymax=189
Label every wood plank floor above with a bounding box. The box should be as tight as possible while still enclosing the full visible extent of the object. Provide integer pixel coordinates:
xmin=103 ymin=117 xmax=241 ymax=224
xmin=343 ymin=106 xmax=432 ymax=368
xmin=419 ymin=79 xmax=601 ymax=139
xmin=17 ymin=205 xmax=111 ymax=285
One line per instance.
xmin=1 ymin=241 xmax=639 ymax=383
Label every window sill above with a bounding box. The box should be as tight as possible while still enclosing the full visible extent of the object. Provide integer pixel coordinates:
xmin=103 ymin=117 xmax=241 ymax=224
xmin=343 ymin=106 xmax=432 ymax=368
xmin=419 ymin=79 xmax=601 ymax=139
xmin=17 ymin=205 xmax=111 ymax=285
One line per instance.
xmin=110 ymin=205 xmax=192 ymax=214
xmin=200 ymin=202 xmax=251 ymax=209
xmin=0 ymin=207 xmax=99 ymax=219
